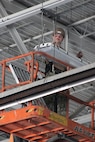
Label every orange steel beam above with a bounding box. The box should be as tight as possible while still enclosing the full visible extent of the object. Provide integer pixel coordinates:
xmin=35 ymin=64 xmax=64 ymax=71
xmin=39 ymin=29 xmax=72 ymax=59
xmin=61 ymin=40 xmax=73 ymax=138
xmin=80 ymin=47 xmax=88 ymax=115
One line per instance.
xmin=0 ymin=52 xmax=39 ymax=92
xmin=35 ymin=51 xmax=74 ymax=69
xmin=89 ymin=101 xmax=95 ymax=129
xmin=0 ymin=51 xmax=72 ymax=92
xmin=59 ymin=91 xmax=94 ymax=108
xmin=0 ymin=105 xmax=95 ymax=142
xmin=0 ymin=51 xmax=95 ymax=142
xmin=10 ymin=134 xmax=14 ymax=142
xmin=1 ymin=62 xmax=6 ymax=92
xmin=1 ymin=59 xmax=95 ymax=107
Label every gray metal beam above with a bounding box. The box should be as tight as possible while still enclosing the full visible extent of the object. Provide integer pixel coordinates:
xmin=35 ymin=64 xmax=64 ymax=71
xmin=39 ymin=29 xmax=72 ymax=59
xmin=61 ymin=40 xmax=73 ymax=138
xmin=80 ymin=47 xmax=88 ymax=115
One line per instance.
xmin=36 ymin=44 xmax=86 ymax=67
xmin=0 ymin=1 xmax=29 ymax=55
xmin=69 ymin=14 xmax=95 ymax=27
xmin=1 ymin=139 xmax=9 ymax=142
xmin=73 ymin=113 xmax=95 ymax=124
xmin=7 ymin=25 xmax=29 ymax=54
xmin=47 ymin=133 xmax=78 ymax=142
xmin=70 ymin=95 xmax=95 ymax=119
xmin=0 ymin=0 xmax=73 ymax=28
xmin=0 ymin=61 xmax=95 ymax=110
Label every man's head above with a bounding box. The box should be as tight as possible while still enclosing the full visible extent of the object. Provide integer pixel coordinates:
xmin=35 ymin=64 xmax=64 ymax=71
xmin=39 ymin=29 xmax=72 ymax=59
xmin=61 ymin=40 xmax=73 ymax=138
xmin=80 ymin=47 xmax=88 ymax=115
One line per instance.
xmin=52 ymin=27 xmax=65 ymax=47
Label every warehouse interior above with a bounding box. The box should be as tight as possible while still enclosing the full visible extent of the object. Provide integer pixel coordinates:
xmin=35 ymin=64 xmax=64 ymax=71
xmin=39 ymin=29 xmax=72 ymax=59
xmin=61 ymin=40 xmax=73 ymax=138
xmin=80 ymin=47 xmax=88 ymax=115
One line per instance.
xmin=0 ymin=0 xmax=95 ymax=142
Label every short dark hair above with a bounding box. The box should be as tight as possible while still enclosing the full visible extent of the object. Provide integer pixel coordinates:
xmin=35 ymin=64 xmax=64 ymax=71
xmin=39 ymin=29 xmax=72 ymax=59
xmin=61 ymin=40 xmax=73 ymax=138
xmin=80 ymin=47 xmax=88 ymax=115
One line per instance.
xmin=53 ymin=27 xmax=65 ymax=38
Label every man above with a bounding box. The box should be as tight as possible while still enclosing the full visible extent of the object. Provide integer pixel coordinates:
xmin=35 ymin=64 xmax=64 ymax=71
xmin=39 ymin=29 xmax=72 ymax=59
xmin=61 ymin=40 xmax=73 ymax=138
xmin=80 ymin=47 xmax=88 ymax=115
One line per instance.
xmin=52 ymin=27 xmax=65 ymax=48
xmin=45 ymin=27 xmax=66 ymax=75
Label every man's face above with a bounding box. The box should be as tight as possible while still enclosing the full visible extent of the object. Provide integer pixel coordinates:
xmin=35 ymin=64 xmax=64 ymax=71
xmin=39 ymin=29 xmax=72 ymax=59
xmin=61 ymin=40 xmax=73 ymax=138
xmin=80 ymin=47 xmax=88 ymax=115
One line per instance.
xmin=53 ymin=33 xmax=64 ymax=45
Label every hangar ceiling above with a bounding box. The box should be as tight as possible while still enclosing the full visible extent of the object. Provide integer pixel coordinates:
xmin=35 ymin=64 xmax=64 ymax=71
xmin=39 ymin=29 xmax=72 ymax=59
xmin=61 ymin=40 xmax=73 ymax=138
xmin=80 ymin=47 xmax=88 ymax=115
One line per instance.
xmin=0 ymin=0 xmax=95 ymax=141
